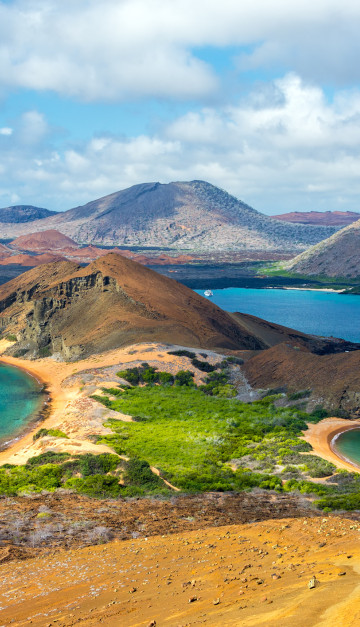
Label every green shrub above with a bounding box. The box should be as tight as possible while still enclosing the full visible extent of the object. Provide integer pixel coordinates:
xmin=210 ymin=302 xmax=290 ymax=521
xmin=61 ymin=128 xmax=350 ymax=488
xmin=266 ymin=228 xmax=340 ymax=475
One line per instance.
xmin=168 ymin=350 xmax=196 ymax=358
xmin=5 ymin=334 xmax=17 ymax=342
xmin=33 ymin=428 xmax=68 ymax=441
xmin=191 ymin=358 xmax=216 ymax=372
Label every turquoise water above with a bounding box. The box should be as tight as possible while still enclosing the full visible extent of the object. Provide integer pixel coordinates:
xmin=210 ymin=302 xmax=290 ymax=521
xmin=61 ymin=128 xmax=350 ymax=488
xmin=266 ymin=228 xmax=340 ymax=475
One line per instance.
xmin=0 ymin=363 xmax=44 ymax=447
xmin=333 ymin=429 xmax=360 ymax=467
xmin=195 ymin=288 xmax=360 ymax=343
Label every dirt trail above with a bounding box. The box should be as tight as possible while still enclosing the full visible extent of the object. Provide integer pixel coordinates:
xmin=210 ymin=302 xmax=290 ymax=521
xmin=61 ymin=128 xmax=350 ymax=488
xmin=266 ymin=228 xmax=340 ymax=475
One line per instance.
xmin=1 ymin=516 xmax=360 ymax=626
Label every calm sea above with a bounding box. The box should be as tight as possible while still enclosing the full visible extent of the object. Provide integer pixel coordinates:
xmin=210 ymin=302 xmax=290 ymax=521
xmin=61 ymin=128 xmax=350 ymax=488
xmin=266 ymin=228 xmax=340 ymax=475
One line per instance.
xmin=0 ymin=363 xmax=44 ymax=447
xmin=195 ymin=287 xmax=360 ymax=343
xmin=333 ymin=429 xmax=360 ymax=467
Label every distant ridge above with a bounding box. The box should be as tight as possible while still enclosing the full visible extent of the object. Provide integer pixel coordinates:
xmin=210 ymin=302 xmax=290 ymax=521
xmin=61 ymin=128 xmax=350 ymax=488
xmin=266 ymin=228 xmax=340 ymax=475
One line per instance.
xmin=0 ymin=181 xmax=338 ymax=252
xmin=285 ymin=219 xmax=360 ymax=278
xmin=0 ymin=205 xmax=57 ymax=223
xmin=272 ymin=210 xmax=360 ymax=227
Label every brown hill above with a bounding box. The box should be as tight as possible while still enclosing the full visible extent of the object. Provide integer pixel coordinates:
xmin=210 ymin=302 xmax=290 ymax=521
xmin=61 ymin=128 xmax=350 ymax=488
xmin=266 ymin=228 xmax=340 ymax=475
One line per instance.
xmin=10 ymin=229 xmax=78 ymax=252
xmin=1 ymin=253 xmax=357 ymax=361
xmin=0 ymin=253 xmax=66 ymax=267
xmin=0 ymin=253 xmax=270 ymax=359
xmin=244 ymin=342 xmax=360 ymax=414
xmin=0 ymin=181 xmax=337 ymax=251
xmin=272 ymin=210 xmax=360 ymax=226
xmin=285 ymin=218 xmax=360 ymax=277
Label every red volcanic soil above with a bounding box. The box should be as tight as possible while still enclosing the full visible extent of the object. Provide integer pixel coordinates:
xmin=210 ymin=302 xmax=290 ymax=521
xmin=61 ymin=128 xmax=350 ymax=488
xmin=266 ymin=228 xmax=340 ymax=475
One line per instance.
xmin=10 ymin=229 xmax=78 ymax=251
xmin=0 ymin=253 xmax=67 ymax=267
xmin=272 ymin=210 xmax=360 ymax=226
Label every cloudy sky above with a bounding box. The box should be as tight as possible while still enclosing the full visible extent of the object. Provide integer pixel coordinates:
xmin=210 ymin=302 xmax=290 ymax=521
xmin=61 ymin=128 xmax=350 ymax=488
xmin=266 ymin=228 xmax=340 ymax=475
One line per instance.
xmin=1 ymin=0 xmax=360 ymax=214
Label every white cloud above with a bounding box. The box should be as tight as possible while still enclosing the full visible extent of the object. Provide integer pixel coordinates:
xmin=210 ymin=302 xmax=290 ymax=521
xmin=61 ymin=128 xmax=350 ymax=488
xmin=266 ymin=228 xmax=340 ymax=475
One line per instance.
xmin=0 ymin=1 xmax=360 ymax=101
xmin=0 ymin=127 xmax=12 ymax=135
xmin=3 ymin=75 xmax=360 ymax=213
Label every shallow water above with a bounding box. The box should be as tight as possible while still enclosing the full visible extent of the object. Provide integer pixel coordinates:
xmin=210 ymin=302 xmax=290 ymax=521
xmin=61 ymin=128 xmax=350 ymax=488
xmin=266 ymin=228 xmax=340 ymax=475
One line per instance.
xmin=0 ymin=362 xmax=44 ymax=446
xmin=333 ymin=429 xmax=360 ymax=467
xmin=195 ymin=287 xmax=360 ymax=343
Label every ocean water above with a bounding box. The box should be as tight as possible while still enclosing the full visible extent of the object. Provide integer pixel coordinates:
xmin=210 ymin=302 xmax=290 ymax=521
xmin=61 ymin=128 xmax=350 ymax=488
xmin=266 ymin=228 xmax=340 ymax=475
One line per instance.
xmin=195 ymin=287 xmax=360 ymax=343
xmin=333 ymin=429 xmax=360 ymax=467
xmin=0 ymin=363 xmax=44 ymax=447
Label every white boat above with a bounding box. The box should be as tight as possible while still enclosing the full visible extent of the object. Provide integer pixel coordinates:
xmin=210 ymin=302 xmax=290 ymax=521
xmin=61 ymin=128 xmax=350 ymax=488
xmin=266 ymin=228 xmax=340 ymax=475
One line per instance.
xmin=204 ymin=289 xmax=213 ymax=297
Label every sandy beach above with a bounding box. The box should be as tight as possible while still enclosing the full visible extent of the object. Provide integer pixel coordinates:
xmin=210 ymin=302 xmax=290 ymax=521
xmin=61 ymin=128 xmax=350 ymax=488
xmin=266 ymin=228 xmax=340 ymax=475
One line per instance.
xmin=282 ymin=287 xmax=344 ymax=293
xmin=0 ymin=341 xmax=222 ymax=465
xmin=302 ymin=417 xmax=360 ymax=472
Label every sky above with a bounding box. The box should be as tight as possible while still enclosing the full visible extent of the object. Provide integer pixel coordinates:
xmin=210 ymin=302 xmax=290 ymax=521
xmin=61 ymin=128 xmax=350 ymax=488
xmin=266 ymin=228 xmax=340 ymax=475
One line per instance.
xmin=1 ymin=1 xmax=360 ymax=214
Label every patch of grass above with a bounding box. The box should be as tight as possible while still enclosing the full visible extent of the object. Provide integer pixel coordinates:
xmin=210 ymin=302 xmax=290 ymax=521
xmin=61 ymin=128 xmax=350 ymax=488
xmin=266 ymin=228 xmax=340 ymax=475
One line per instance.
xmin=33 ymin=428 xmax=69 ymax=441
xmin=5 ymin=334 xmax=17 ymax=342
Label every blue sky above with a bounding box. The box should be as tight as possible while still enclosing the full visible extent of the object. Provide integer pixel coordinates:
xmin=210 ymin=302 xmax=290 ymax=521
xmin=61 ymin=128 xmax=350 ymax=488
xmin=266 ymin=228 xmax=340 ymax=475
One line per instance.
xmin=1 ymin=0 xmax=360 ymax=214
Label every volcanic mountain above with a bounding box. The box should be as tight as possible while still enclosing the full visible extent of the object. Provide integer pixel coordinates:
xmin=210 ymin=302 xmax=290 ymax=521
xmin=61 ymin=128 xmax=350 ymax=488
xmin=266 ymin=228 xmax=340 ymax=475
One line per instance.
xmin=10 ymin=229 xmax=78 ymax=252
xmin=0 ymin=205 xmax=57 ymax=223
xmin=285 ymin=218 xmax=360 ymax=278
xmin=271 ymin=210 xmax=360 ymax=227
xmin=0 ymin=181 xmax=337 ymax=252
xmin=0 ymin=253 xmax=351 ymax=361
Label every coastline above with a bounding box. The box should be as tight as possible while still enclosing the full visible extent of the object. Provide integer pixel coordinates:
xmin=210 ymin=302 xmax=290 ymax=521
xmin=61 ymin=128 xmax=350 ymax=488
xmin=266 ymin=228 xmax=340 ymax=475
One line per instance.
xmin=302 ymin=417 xmax=360 ymax=472
xmin=282 ymin=287 xmax=344 ymax=293
xmin=0 ymin=341 xmax=212 ymax=465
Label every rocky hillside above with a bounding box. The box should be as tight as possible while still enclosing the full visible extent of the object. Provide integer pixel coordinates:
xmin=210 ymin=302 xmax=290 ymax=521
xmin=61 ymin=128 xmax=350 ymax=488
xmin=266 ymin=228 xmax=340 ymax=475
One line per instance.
xmin=285 ymin=219 xmax=360 ymax=277
xmin=0 ymin=253 xmax=356 ymax=360
xmin=272 ymin=210 xmax=360 ymax=226
xmin=0 ymin=181 xmax=337 ymax=252
xmin=0 ymin=253 xmax=270 ymax=359
xmin=0 ymin=205 xmax=57 ymax=223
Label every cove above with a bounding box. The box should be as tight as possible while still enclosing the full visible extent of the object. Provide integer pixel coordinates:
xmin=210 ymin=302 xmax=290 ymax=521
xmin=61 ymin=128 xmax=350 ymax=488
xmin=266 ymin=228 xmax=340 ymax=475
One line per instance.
xmin=332 ymin=429 xmax=360 ymax=468
xmin=195 ymin=287 xmax=360 ymax=343
xmin=0 ymin=362 xmax=45 ymax=447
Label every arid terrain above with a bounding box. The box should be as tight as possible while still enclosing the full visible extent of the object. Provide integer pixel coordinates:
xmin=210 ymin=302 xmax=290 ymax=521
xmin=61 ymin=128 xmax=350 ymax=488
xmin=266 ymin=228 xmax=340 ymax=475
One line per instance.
xmin=285 ymin=218 xmax=360 ymax=278
xmin=272 ymin=210 xmax=360 ymax=226
xmin=1 ymin=514 xmax=360 ymax=626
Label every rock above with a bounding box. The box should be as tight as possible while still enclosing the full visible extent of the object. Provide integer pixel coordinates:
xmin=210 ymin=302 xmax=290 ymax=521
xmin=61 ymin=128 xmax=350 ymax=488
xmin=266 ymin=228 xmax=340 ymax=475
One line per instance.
xmin=188 ymin=596 xmax=198 ymax=603
xmin=147 ymin=622 xmax=156 ymax=627
xmin=338 ymin=571 xmax=346 ymax=576
xmin=213 ymin=599 xmax=220 ymax=605
xmin=308 ymin=577 xmax=318 ymax=589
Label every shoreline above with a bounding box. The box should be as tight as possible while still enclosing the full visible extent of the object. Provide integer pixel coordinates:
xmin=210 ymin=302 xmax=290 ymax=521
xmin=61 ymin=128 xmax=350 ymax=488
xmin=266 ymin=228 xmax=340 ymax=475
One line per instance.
xmin=281 ymin=286 xmax=344 ymax=293
xmin=0 ymin=341 xmax=215 ymax=465
xmin=0 ymin=358 xmax=51 ymax=453
xmin=302 ymin=418 xmax=360 ymax=473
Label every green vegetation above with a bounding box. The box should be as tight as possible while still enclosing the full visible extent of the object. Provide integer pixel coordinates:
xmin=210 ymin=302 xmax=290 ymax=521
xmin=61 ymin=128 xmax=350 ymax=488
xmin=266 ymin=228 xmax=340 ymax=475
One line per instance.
xmin=33 ymin=428 xmax=69 ymax=441
xmin=5 ymin=334 xmax=17 ymax=342
xmin=0 ymin=452 xmax=170 ymax=498
xmin=1 ymin=360 xmax=360 ymax=510
xmin=96 ymin=385 xmax=323 ymax=492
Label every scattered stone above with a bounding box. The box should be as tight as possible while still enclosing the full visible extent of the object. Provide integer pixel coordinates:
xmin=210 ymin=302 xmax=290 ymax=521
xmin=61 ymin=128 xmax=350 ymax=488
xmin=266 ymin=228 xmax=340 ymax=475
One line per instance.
xmin=213 ymin=599 xmax=220 ymax=605
xmin=188 ymin=596 xmax=198 ymax=603
xmin=308 ymin=577 xmax=318 ymax=589
xmin=338 ymin=572 xmax=346 ymax=576
xmin=147 ymin=622 xmax=156 ymax=627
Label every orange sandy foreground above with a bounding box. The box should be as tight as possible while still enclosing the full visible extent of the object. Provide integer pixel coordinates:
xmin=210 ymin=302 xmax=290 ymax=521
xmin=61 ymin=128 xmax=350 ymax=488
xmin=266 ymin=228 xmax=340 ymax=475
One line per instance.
xmin=1 ymin=517 xmax=360 ymax=626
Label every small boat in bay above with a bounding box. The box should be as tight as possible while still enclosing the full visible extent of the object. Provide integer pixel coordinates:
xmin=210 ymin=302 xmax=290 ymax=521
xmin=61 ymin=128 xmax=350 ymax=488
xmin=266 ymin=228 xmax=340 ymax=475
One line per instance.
xmin=204 ymin=290 xmax=213 ymax=297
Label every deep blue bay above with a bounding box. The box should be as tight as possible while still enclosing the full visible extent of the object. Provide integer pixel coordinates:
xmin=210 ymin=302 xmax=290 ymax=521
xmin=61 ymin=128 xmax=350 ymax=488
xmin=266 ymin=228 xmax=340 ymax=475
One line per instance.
xmin=0 ymin=363 xmax=44 ymax=447
xmin=195 ymin=287 xmax=360 ymax=343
